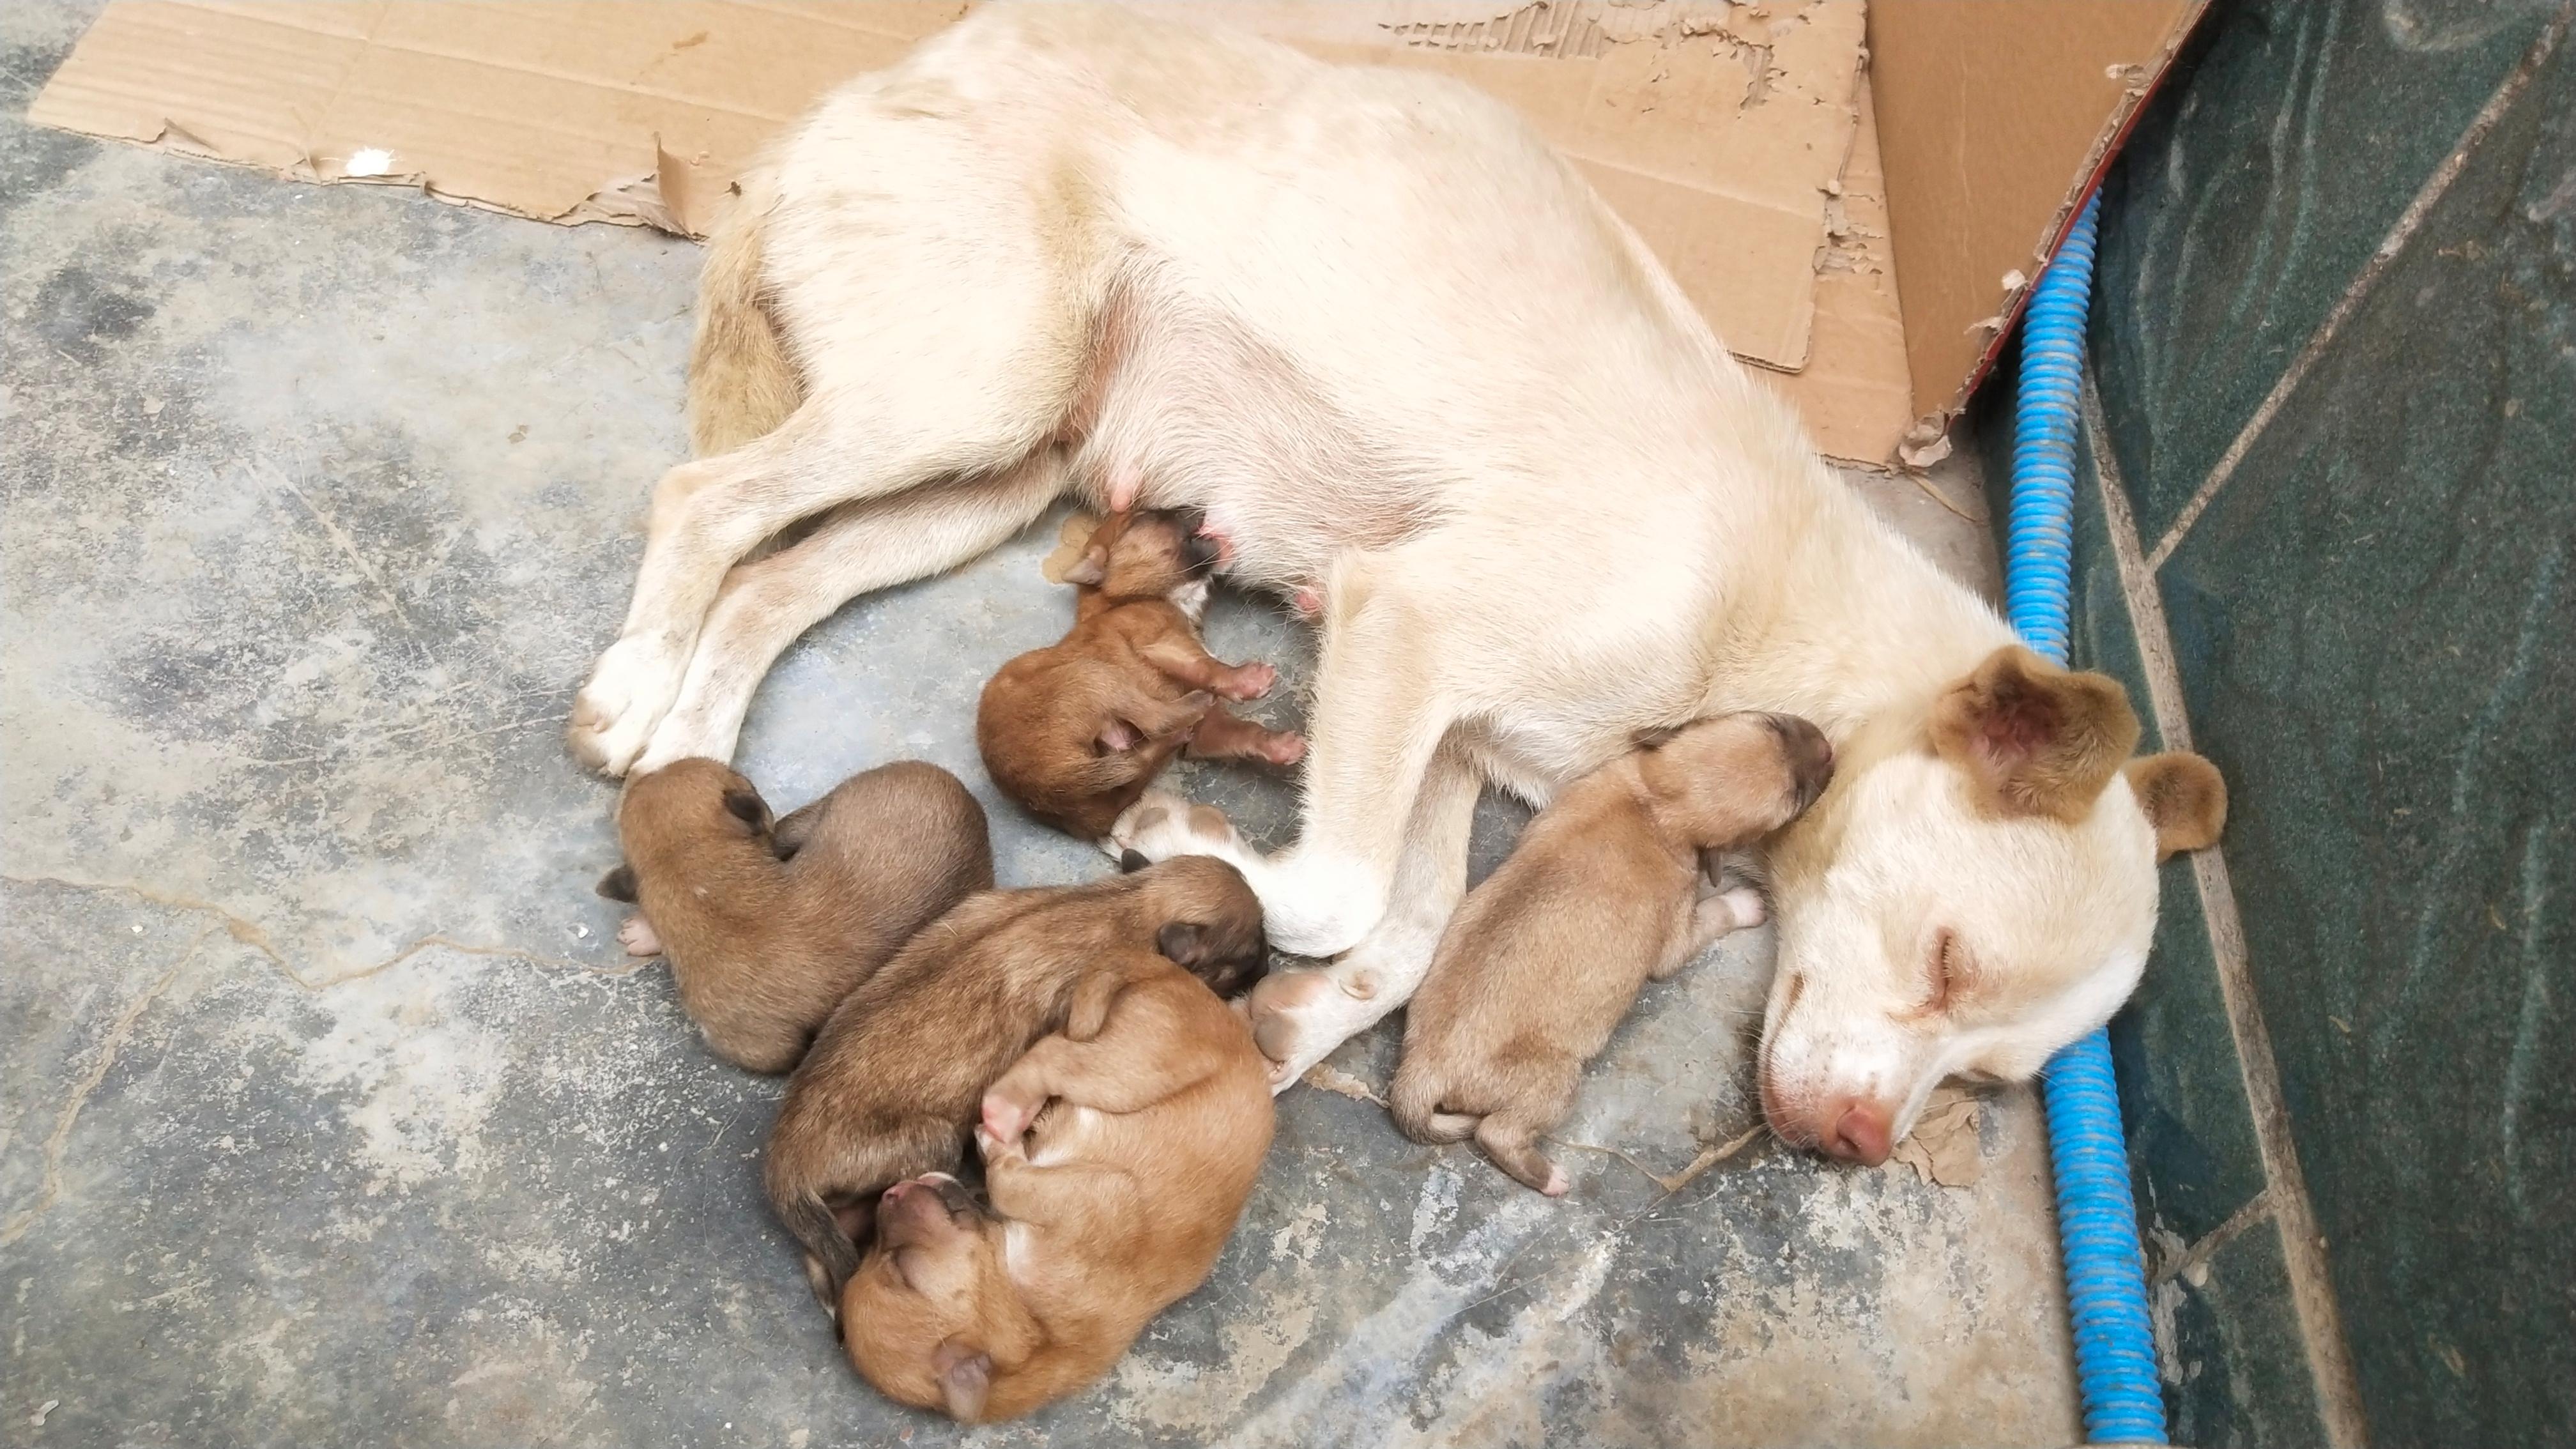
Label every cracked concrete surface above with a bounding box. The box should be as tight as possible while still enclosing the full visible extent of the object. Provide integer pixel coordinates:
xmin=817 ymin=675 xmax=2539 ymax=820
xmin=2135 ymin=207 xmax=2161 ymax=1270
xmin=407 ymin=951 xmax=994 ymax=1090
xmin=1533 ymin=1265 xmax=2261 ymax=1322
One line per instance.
xmin=2 ymin=4 xmax=2078 ymax=1445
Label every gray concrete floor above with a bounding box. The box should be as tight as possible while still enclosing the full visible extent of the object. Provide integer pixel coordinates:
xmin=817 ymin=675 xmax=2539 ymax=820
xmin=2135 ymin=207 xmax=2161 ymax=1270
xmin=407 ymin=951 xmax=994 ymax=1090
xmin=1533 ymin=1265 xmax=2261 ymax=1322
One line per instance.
xmin=1 ymin=6 xmax=2080 ymax=1446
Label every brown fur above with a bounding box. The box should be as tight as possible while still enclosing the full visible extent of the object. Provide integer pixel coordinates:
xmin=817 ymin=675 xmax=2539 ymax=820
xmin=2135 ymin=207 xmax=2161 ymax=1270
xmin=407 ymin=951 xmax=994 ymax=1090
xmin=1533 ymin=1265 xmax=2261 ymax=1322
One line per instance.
xmin=763 ymin=855 xmax=1267 ymax=1303
xmin=2124 ymin=752 xmax=2228 ymax=859
xmin=1928 ymin=645 xmax=2143 ymax=824
xmin=1390 ymin=712 xmax=1834 ymax=1193
xmin=977 ymin=510 xmax=1303 ymax=840
xmin=599 ymin=757 xmax=990 ymax=1073
xmin=839 ymin=965 xmax=1274 ymax=1422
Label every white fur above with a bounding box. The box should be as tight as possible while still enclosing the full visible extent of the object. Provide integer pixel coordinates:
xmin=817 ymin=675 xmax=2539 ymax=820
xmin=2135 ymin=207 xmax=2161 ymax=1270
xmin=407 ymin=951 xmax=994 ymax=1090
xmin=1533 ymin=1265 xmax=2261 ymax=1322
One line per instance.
xmin=573 ymin=5 xmax=2174 ymax=1145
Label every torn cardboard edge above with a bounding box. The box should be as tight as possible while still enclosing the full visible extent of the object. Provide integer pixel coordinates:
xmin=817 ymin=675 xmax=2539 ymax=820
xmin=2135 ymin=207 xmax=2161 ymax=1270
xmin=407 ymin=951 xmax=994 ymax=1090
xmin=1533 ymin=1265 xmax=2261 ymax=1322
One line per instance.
xmin=27 ymin=1 xmax=2199 ymax=468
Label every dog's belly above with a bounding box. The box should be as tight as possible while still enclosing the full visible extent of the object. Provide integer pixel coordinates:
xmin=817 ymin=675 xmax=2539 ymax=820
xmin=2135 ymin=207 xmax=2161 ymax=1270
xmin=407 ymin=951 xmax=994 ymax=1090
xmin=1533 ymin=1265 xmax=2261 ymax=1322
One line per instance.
xmin=1066 ymin=279 xmax=1450 ymax=597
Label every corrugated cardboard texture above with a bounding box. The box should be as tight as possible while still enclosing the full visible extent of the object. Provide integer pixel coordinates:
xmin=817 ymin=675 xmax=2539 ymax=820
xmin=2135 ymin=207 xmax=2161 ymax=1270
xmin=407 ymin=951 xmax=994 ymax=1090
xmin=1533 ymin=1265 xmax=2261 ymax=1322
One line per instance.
xmin=1868 ymin=0 xmax=2203 ymax=424
xmin=1767 ymin=80 xmax=1910 ymax=466
xmin=27 ymin=0 xmax=1864 ymax=381
xmin=21 ymin=3 xmax=971 ymax=234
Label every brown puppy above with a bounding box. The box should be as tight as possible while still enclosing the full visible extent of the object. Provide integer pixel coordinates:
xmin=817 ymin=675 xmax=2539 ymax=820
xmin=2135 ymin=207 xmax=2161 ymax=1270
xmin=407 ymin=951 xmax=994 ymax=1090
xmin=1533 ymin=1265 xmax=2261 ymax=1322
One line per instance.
xmin=1391 ymin=712 xmax=1836 ymax=1194
xmin=597 ymin=758 xmax=990 ymax=1073
xmin=839 ymin=963 xmax=1274 ymax=1422
xmin=977 ymin=509 xmax=1304 ymax=839
xmin=764 ymin=855 xmax=1266 ymax=1305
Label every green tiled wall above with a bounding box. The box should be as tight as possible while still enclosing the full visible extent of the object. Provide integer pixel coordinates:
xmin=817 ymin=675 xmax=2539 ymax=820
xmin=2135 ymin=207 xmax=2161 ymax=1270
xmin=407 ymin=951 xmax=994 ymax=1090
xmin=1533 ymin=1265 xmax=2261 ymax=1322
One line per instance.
xmin=2041 ymin=1 xmax=2575 ymax=1444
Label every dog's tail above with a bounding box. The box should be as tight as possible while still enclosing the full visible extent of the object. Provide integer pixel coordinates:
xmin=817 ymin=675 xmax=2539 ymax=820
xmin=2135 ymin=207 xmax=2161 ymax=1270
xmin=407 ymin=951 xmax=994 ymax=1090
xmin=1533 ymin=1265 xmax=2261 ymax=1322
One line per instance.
xmin=1388 ymin=1062 xmax=1476 ymax=1145
xmin=687 ymin=161 xmax=804 ymax=457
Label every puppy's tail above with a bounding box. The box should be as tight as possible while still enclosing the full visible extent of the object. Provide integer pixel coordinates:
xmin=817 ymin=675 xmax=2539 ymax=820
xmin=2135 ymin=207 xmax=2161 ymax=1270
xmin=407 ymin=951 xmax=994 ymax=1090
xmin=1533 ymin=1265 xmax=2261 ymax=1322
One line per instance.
xmin=687 ymin=160 xmax=803 ymax=457
xmin=1389 ymin=1062 xmax=1476 ymax=1146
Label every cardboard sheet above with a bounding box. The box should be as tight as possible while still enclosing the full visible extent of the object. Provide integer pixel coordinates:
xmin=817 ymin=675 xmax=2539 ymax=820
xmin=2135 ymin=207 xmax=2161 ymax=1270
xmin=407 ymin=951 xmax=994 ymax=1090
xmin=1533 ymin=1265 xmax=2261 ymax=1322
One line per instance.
xmin=28 ymin=0 xmax=1862 ymax=377
xmin=28 ymin=1 xmax=2200 ymax=464
xmin=1867 ymin=0 xmax=2204 ymax=427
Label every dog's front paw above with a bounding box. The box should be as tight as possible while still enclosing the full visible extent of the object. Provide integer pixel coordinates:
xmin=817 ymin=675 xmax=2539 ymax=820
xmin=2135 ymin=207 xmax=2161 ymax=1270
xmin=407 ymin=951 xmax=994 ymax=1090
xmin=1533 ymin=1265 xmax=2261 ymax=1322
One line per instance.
xmin=1254 ymin=730 xmax=1307 ymax=766
xmin=567 ymin=636 xmax=683 ymax=777
xmin=1245 ymin=969 xmax=1381 ymax=1091
xmin=1105 ymin=788 xmax=1246 ymax=864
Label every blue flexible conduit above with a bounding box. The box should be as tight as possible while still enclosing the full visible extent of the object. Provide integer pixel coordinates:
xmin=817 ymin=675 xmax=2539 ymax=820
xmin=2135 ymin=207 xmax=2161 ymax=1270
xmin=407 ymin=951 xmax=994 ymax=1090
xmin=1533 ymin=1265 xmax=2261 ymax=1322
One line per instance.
xmin=2011 ymin=193 xmax=2169 ymax=1445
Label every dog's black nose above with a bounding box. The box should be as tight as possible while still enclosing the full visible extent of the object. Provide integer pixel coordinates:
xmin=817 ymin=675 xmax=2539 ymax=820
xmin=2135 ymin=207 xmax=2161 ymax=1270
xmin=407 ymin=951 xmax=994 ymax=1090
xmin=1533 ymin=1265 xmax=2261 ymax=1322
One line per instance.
xmin=1180 ymin=530 xmax=1221 ymax=575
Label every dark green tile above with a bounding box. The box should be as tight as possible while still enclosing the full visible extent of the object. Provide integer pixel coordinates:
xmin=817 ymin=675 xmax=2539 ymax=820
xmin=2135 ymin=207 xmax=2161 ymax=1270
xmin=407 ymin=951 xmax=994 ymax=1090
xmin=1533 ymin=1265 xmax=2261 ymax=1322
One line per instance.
xmin=2160 ymin=1215 xmax=2331 ymax=1449
xmin=2090 ymin=0 xmax=2561 ymax=546
xmin=2060 ymin=427 xmax=2275 ymax=1247
xmin=2156 ymin=34 xmax=2576 ymax=1446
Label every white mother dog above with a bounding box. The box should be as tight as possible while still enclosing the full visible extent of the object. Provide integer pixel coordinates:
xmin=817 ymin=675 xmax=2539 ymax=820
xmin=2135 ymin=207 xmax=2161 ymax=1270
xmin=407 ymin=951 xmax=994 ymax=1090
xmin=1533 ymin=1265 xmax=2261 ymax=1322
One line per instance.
xmin=571 ymin=5 xmax=2226 ymax=1163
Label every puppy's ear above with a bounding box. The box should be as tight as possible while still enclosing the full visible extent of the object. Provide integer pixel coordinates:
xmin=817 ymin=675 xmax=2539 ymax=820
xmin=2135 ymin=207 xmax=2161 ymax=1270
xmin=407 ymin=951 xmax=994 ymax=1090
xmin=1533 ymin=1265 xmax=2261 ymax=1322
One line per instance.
xmin=933 ymin=1338 xmax=993 ymax=1423
xmin=1096 ymin=719 xmax=1142 ymax=754
xmin=595 ymin=863 xmax=638 ymax=903
xmin=1929 ymin=646 xmax=2141 ymax=822
xmin=2124 ymin=752 xmax=2228 ymax=859
xmin=1632 ymin=723 xmax=1687 ymax=752
xmin=723 ymin=785 xmax=774 ymax=834
xmin=1119 ymin=848 xmax=1151 ymax=874
xmin=1156 ymin=921 xmax=1211 ymax=967
xmin=1063 ymin=546 xmax=1108 ymax=588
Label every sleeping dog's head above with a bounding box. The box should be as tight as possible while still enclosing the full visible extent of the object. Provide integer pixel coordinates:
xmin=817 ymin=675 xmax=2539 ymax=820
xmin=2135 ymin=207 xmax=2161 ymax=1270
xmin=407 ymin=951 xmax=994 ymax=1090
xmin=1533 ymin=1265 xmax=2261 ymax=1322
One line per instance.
xmin=1758 ymin=646 xmax=2225 ymax=1165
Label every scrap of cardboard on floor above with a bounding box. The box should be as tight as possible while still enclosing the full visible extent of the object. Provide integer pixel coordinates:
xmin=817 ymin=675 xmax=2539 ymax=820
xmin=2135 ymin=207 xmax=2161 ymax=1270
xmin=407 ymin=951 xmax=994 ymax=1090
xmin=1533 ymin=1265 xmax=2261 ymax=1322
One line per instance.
xmin=28 ymin=1 xmax=2201 ymax=466
xmin=1892 ymin=1085 xmax=1987 ymax=1188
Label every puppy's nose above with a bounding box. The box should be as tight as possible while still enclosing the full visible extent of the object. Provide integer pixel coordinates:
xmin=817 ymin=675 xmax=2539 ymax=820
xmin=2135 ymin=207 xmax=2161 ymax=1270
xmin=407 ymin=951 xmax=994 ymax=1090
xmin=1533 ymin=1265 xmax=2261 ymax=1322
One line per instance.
xmin=1817 ymin=1097 xmax=1892 ymax=1166
xmin=1180 ymin=529 xmax=1221 ymax=575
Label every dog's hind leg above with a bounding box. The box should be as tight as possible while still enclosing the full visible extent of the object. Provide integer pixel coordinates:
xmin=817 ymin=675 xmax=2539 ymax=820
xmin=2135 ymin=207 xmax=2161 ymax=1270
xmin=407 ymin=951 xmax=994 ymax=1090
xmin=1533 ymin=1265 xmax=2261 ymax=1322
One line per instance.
xmin=571 ymin=256 xmax=1087 ymax=776
xmin=631 ymin=454 xmax=1069 ymax=773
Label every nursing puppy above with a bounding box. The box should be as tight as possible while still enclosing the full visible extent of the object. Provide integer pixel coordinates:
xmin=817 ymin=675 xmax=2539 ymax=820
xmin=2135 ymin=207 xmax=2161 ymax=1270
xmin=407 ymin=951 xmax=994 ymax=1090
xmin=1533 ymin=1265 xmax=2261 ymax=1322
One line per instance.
xmin=979 ymin=509 xmax=1304 ymax=841
xmin=1392 ymin=712 xmax=1834 ymax=1194
xmin=597 ymin=757 xmax=990 ymax=1072
xmin=839 ymin=964 xmax=1273 ymax=1422
xmin=763 ymin=855 xmax=1266 ymax=1306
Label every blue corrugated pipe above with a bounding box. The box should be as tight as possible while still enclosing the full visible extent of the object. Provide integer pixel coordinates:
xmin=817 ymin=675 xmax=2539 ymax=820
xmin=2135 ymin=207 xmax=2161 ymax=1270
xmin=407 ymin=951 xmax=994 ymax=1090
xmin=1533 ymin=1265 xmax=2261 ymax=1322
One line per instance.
xmin=2010 ymin=192 xmax=2169 ymax=1445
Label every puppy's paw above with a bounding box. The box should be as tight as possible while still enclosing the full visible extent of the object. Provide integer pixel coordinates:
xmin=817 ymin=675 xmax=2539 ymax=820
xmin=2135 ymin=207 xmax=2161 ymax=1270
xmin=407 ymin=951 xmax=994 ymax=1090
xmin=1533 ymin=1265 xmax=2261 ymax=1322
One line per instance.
xmin=974 ymin=1123 xmax=1027 ymax=1167
xmin=1107 ymin=788 xmax=1245 ymax=864
xmin=1217 ymin=661 xmax=1276 ymax=701
xmin=1255 ymin=730 xmax=1307 ymax=767
xmin=1540 ymin=1163 xmax=1570 ymax=1198
xmin=618 ymin=913 xmax=664 ymax=958
xmin=568 ymin=636 xmax=682 ymax=777
xmin=1713 ymin=886 xmax=1765 ymax=931
xmin=979 ymin=1087 xmax=1042 ymax=1147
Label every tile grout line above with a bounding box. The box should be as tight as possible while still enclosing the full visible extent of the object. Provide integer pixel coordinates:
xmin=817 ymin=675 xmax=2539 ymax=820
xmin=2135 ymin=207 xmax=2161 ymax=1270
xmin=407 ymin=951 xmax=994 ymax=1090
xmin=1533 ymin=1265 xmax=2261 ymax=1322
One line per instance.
xmin=2087 ymin=378 xmax=2372 ymax=1448
xmin=2143 ymin=6 xmax=2572 ymax=574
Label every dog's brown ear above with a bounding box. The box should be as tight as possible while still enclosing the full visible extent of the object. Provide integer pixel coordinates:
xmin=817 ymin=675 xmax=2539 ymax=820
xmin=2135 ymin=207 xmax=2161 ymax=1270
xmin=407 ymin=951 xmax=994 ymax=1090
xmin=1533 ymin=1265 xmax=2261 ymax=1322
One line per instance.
xmin=723 ymin=785 xmax=773 ymax=834
xmin=1156 ymin=921 xmax=1212 ymax=967
xmin=1929 ymin=646 xmax=2142 ymax=822
xmin=1096 ymin=719 xmax=1142 ymax=755
xmin=933 ymin=1338 xmax=992 ymax=1423
xmin=2124 ymin=753 xmax=2227 ymax=859
xmin=595 ymin=863 xmax=638 ymax=903
xmin=1632 ymin=722 xmax=1687 ymax=751
xmin=1063 ymin=546 xmax=1108 ymax=588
